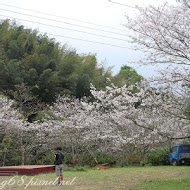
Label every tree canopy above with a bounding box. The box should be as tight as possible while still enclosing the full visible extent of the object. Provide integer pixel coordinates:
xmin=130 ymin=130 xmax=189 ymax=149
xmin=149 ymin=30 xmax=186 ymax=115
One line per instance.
xmin=0 ymin=19 xmax=142 ymax=104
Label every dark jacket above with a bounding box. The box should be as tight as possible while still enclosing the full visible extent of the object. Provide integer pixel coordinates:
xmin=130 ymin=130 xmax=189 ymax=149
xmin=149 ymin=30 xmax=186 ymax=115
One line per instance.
xmin=54 ymin=152 xmax=64 ymax=165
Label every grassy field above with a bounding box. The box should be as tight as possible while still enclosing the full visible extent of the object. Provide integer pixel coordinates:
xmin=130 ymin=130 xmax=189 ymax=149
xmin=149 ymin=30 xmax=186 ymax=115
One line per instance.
xmin=0 ymin=166 xmax=190 ymax=190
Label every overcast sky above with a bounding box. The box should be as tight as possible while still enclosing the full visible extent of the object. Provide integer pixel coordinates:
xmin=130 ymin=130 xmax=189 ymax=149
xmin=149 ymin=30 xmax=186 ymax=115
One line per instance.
xmin=0 ymin=0 xmax=179 ymax=77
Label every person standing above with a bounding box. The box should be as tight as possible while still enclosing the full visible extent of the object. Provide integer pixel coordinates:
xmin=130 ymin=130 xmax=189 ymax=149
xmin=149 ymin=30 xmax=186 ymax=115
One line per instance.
xmin=54 ymin=147 xmax=64 ymax=185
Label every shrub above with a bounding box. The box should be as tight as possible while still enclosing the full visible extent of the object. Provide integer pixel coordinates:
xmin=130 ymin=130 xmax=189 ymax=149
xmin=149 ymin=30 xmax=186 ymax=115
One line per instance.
xmin=81 ymin=152 xmax=119 ymax=166
xmin=146 ymin=149 xmax=170 ymax=166
xmin=94 ymin=152 xmax=119 ymax=165
xmin=64 ymin=153 xmax=73 ymax=165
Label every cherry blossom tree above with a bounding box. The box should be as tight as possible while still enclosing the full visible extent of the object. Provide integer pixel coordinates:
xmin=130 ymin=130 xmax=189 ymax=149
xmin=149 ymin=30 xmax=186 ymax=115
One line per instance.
xmin=1 ymin=81 xmax=189 ymax=165
xmin=122 ymin=2 xmax=190 ymax=144
xmin=90 ymin=82 xmax=190 ymax=141
xmin=0 ymin=95 xmax=61 ymax=165
xmin=49 ymin=96 xmax=118 ymax=165
xmin=125 ymin=2 xmax=190 ymax=65
xmin=125 ymin=2 xmax=190 ymax=89
xmin=0 ymin=95 xmax=19 ymax=130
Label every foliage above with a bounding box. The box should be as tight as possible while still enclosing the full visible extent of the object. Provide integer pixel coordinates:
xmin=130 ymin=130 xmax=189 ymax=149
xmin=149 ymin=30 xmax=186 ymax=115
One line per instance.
xmin=81 ymin=152 xmax=119 ymax=166
xmin=0 ymin=134 xmax=21 ymax=166
xmin=113 ymin=65 xmax=143 ymax=87
xmin=94 ymin=152 xmax=118 ymax=165
xmin=0 ymin=19 xmax=131 ymax=103
xmin=146 ymin=149 xmax=170 ymax=166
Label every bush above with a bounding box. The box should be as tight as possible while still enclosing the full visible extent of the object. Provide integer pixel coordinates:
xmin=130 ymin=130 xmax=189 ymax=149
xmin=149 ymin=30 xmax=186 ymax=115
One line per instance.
xmin=80 ymin=152 xmax=119 ymax=166
xmin=146 ymin=149 xmax=169 ymax=166
xmin=125 ymin=153 xmax=143 ymax=166
xmin=94 ymin=152 xmax=119 ymax=165
xmin=64 ymin=153 xmax=73 ymax=165
xmin=81 ymin=154 xmax=94 ymax=166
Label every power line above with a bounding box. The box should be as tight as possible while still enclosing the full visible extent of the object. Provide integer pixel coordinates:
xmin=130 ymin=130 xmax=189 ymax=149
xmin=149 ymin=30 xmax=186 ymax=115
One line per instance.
xmin=0 ymin=3 xmax=126 ymax=32
xmin=42 ymin=32 xmax=128 ymax=48
xmin=108 ymin=0 xmax=137 ymax=8
xmin=0 ymin=16 xmax=129 ymax=48
xmin=0 ymin=14 xmax=128 ymax=42
xmin=0 ymin=8 xmax=127 ymax=37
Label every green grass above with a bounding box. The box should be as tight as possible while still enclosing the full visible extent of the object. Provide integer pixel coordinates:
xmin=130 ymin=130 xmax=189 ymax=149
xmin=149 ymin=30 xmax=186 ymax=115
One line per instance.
xmin=133 ymin=177 xmax=190 ymax=190
xmin=0 ymin=166 xmax=190 ymax=190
